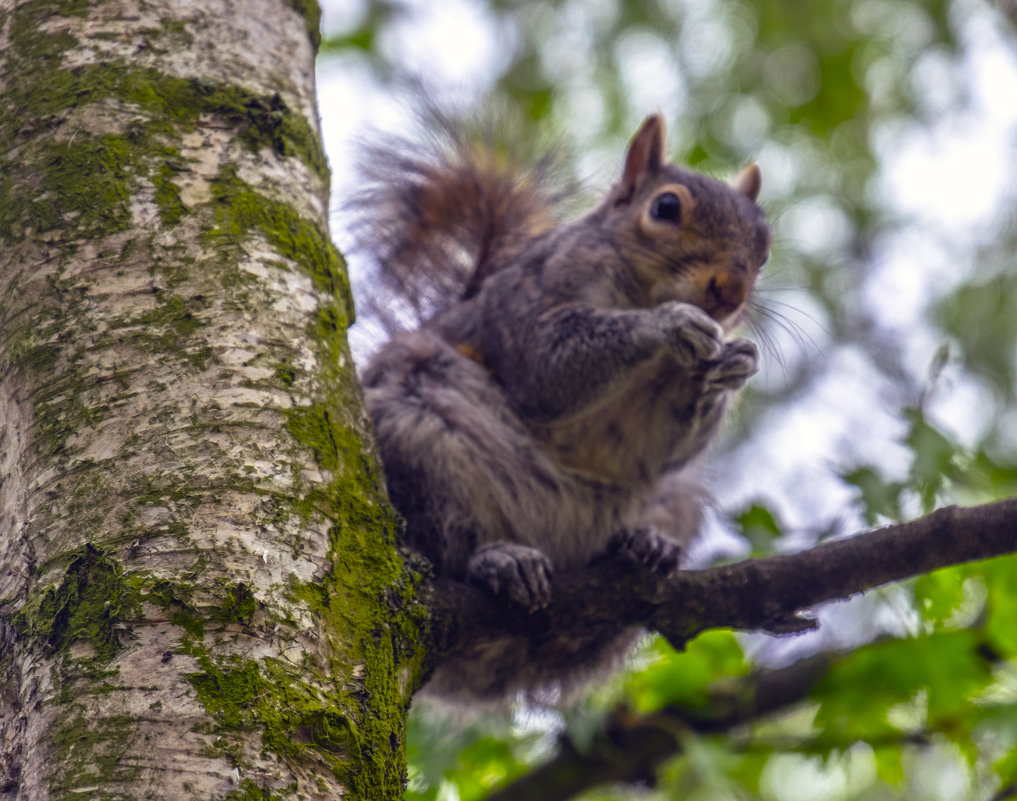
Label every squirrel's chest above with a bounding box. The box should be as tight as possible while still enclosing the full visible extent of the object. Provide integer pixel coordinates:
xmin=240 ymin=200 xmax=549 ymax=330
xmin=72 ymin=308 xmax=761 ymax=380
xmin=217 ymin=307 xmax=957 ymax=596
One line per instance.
xmin=531 ymin=353 xmax=707 ymax=486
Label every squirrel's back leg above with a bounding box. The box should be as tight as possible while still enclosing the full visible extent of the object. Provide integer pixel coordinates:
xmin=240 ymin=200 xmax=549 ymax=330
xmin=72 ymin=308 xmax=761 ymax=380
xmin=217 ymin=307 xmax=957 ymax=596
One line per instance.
xmin=362 ymin=330 xmax=610 ymax=606
xmin=610 ymin=468 xmax=707 ymax=575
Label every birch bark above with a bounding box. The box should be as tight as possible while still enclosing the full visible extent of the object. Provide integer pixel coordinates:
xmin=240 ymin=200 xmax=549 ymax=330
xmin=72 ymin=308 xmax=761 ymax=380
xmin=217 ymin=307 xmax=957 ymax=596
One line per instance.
xmin=0 ymin=2 xmax=420 ymax=799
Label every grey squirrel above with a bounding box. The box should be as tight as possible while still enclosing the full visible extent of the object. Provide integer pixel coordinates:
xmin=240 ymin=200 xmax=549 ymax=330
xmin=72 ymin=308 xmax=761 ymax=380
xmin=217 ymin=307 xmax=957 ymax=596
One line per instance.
xmin=352 ymin=113 xmax=770 ymax=700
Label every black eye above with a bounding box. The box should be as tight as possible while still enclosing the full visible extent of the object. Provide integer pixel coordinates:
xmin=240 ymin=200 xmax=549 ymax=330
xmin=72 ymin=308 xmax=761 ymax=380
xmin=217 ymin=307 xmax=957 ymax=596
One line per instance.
xmin=651 ymin=191 xmax=682 ymax=223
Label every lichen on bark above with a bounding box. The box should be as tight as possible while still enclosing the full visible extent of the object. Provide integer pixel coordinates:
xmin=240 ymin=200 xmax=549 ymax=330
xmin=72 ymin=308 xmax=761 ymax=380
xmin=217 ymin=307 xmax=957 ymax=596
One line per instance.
xmin=0 ymin=1 xmax=422 ymax=798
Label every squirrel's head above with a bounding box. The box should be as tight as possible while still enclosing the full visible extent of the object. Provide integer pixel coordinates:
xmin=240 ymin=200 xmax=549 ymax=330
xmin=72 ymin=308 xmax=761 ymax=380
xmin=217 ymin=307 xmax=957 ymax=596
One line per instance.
xmin=597 ymin=114 xmax=771 ymax=331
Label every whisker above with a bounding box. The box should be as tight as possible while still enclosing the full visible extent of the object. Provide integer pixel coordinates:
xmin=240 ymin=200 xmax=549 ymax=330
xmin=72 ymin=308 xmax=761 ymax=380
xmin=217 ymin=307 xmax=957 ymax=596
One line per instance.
xmin=754 ymin=303 xmax=820 ymax=353
xmin=745 ymin=292 xmax=827 ymax=379
xmin=756 ymin=295 xmax=831 ymax=338
xmin=745 ymin=315 xmax=787 ymax=372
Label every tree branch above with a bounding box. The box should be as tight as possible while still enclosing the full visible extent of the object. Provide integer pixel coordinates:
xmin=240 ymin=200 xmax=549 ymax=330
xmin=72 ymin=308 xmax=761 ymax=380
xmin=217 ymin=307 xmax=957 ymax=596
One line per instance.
xmin=425 ymin=498 xmax=1017 ymax=660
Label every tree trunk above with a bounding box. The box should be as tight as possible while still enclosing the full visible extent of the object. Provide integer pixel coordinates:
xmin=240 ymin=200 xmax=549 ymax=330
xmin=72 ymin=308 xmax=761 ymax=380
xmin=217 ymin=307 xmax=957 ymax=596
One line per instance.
xmin=0 ymin=2 xmax=421 ymax=799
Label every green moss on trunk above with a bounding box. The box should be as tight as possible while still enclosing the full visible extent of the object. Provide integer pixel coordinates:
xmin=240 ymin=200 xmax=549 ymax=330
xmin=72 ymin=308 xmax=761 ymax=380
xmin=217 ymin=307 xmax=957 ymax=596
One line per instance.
xmin=13 ymin=545 xmax=140 ymax=662
xmin=0 ymin=3 xmax=424 ymax=798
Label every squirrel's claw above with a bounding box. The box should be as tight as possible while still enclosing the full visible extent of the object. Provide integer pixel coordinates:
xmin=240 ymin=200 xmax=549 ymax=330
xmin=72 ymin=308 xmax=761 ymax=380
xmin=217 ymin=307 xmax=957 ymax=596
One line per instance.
xmin=657 ymin=302 xmax=725 ymax=366
xmin=468 ymin=542 xmax=554 ymax=612
xmin=609 ymin=528 xmax=683 ymax=579
xmin=706 ymin=337 xmax=759 ymax=390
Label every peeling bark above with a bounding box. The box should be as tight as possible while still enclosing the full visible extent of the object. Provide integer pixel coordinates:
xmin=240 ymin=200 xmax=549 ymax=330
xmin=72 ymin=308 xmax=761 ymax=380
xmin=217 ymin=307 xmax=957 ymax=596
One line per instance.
xmin=0 ymin=2 xmax=421 ymax=799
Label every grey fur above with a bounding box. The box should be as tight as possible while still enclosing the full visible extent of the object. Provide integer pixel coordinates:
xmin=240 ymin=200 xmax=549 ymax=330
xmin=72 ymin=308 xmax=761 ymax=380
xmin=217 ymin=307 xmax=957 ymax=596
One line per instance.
xmin=359 ymin=115 xmax=770 ymax=700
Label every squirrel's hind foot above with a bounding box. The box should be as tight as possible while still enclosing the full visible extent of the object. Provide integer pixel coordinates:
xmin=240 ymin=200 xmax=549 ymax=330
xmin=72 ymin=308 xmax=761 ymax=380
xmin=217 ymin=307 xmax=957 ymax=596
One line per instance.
xmin=609 ymin=527 xmax=683 ymax=578
xmin=468 ymin=542 xmax=554 ymax=612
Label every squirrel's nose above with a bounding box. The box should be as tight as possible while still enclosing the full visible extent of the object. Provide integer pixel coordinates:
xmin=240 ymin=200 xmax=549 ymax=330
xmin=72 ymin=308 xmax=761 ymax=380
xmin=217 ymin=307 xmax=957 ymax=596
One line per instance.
xmin=704 ymin=271 xmax=748 ymax=318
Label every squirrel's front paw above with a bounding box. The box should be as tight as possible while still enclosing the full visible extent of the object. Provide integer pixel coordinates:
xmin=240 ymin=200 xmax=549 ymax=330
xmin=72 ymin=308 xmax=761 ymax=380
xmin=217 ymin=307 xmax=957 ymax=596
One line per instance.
xmin=467 ymin=542 xmax=553 ymax=611
xmin=656 ymin=302 xmax=724 ymax=366
xmin=705 ymin=337 xmax=758 ymax=390
xmin=609 ymin=528 xmax=683 ymax=578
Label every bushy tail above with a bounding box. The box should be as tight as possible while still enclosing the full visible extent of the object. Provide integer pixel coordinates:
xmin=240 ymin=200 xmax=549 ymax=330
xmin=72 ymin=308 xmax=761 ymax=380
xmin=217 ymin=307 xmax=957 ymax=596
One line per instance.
xmin=345 ymin=106 xmax=580 ymax=331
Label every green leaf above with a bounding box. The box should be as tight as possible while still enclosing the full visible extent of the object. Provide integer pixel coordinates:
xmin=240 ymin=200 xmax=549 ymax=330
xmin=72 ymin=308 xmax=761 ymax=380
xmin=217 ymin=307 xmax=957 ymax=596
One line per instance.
xmin=625 ymin=632 xmax=749 ymax=713
xmin=993 ymin=729 xmax=1017 ymax=787
xmin=903 ymin=407 xmax=961 ymax=512
xmin=981 ymin=554 xmax=1017 ymax=657
xmin=966 ymin=448 xmax=1017 ymax=502
xmin=913 ymin=566 xmax=977 ymax=626
xmin=734 ymin=503 xmax=784 ymax=554
xmin=839 ymin=465 xmax=903 ymax=524
xmin=873 ymin=745 xmax=905 ymax=785
xmin=812 ymin=632 xmax=994 ymax=742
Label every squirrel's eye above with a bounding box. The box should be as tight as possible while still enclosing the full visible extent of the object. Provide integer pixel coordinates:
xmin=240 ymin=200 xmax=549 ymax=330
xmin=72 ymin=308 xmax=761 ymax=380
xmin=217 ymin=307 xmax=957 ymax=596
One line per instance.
xmin=651 ymin=192 xmax=682 ymax=223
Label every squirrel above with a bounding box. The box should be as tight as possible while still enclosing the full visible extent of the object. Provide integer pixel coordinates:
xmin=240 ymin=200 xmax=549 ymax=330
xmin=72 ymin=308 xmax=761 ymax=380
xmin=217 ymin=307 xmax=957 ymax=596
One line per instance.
xmin=351 ymin=112 xmax=771 ymax=701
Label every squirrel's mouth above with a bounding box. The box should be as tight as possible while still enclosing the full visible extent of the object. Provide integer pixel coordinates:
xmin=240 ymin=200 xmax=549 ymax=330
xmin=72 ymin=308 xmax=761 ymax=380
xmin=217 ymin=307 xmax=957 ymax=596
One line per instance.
xmin=649 ymin=276 xmax=751 ymax=331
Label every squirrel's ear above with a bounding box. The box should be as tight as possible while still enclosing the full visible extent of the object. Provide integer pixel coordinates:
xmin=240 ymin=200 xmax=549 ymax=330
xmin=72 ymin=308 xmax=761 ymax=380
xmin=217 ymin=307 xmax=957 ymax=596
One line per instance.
xmin=617 ymin=115 xmax=666 ymax=204
xmin=733 ymin=163 xmax=761 ymax=202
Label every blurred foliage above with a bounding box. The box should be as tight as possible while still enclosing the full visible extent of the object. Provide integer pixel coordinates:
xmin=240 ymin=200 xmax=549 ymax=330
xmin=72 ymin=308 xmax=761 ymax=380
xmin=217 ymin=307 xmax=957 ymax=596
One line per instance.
xmin=324 ymin=0 xmax=1017 ymax=798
